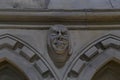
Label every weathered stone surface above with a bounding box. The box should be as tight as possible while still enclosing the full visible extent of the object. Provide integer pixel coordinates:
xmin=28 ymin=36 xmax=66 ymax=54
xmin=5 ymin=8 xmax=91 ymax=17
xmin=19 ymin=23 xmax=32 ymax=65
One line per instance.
xmin=110 ymin=0 xmax=120 ymax=8
xmin=0 ymin=0 xmax=50 ymax=9
xmin=0 ymin=1 xmax=119 ymax=79
xmin=0 ymin=0 xmax=120 ymax=9
xmin=49 ymin=0 xmax=113 ymax=9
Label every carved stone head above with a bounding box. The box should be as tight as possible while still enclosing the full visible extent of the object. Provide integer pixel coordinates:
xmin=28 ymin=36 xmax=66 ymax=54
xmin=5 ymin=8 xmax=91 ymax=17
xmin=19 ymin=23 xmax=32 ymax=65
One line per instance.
xmin=47 ymin=25 xmax=70 ymax=67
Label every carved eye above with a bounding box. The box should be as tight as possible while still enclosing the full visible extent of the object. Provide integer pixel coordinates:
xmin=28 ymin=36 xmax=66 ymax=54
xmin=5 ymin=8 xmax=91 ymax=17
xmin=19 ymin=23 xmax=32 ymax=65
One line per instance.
xmin=51 ymin=31 xmax=58 ymax=36
xmin=62 ymin=32 xmax=67 ymax=35
xmin=53 ymin=30 xmax=58 ymax=34
xmin=56 ymin=31 xmax=59 ymax=34
xmin=51 ymin=33 xmax=56 ymax=36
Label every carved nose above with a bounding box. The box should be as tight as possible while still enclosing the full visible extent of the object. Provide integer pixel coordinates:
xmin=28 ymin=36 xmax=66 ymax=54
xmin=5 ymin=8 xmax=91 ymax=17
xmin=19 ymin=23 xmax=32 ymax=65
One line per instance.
xmin=57 ymin=32 xmax=63 ymax=40
xmin=58 ymin=34 xmax=64 ymax=40
xmin=58 ymin=36 xmax=62 ymax=40
xmin=58 ymin=32 xmax=62 ymax=36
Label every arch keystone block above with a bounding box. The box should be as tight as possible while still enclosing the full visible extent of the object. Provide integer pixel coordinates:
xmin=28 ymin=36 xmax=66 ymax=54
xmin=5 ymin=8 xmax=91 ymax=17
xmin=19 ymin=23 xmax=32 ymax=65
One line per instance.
xmin=71 ymin=59 xmax=85 ymax=74
xmin=101 ymin=38 xmax=120 ymax=47
xmin=34 ymin=60 xmax=49 ymax=74
xmin=20 ymin=46 xmax=36 ymax=61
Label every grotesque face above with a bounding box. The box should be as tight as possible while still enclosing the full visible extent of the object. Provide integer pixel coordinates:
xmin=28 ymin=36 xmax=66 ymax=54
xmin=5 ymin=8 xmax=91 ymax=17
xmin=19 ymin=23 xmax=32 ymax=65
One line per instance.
xmin=47 ymin=25 xmax=70 ymax=67
xmin=49 ymin=25 xmax=69 ymax=54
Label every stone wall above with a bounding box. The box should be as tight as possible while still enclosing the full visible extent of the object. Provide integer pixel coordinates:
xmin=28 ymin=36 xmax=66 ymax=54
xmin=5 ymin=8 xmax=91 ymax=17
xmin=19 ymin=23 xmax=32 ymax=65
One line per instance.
xmin=0 ymin=3 xmax=119 ymax=80
xmin=0 ymin=0 xmax=120 ymax=9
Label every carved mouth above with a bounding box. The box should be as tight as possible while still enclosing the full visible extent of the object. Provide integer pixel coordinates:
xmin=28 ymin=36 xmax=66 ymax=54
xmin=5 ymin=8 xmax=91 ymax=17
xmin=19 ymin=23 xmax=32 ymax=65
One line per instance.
xmin=55 ymin=41 xmax=65 ymax=48
xmin=52 ymin=40 xmax=68 ymax=54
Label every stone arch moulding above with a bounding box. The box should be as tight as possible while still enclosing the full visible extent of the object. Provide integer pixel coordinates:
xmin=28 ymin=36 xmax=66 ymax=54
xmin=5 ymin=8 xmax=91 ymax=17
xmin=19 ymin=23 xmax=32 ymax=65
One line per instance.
xmin=0 ymin=33 xmax=58 ymax=80
xmin=65 ymin=34 xmax=120 ymax=80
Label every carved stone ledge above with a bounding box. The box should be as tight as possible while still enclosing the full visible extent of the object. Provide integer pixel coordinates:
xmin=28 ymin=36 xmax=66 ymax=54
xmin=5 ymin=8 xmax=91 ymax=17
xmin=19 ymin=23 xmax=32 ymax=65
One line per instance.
xmin=0 ymin=10 xmax=119 ymax=25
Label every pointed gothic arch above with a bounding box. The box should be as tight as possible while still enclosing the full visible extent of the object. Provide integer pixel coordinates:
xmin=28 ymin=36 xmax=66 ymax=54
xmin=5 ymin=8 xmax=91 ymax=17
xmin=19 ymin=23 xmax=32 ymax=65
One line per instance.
xmin=65 ymin=34 xmax=120 ymax=80
xmin=0 ymin=33 xmax=58 ymax=80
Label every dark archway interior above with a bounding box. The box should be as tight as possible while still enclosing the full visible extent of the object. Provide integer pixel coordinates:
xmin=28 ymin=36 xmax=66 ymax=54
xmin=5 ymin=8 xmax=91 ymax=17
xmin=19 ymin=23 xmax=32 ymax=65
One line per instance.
xmin=92 ymin=60 xmax=120 ymax=80
xmin=0 ymin=60 xmax=29 ymax=80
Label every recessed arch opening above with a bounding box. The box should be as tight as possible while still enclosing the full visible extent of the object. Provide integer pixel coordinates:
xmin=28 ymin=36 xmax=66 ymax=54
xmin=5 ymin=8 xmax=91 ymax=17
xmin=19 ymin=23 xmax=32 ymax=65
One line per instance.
xmin=0 ymin=58 xmax=29 ymax=80
xmin=92 ymin=60 xmax=120 ymax=80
